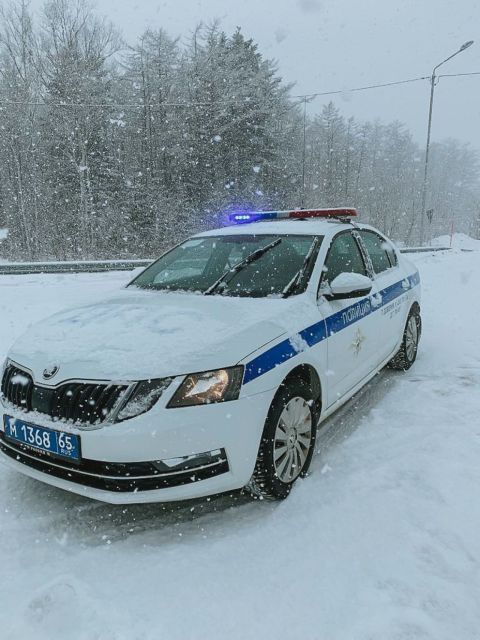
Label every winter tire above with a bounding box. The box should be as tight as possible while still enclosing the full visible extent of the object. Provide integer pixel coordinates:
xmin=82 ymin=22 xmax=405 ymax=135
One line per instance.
xmin=248 ymin=378 xmax=318 ymax=500
xmin=388 ymin=305 xmax=422 ymax=371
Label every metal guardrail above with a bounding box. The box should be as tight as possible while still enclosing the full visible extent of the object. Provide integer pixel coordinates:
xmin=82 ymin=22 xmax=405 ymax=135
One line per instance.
xmin=399 ymin=246 xmax=451 ymax=254
xmin=0 ymin=259 xmax=153 ymax=275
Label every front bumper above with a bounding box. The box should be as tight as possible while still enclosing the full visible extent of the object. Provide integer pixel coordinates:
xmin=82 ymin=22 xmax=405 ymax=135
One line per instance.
xmin=0 ymin=389 xmax=273 ymax=504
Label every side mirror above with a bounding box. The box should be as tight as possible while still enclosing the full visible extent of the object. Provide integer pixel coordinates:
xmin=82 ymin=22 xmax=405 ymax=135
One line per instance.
xmin=323 ymin=272 xmax=372 ymax=301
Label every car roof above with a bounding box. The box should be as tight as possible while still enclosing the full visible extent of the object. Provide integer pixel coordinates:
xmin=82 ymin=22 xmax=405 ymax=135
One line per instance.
xmin=195 ymin=219 xmax=381 ymax=238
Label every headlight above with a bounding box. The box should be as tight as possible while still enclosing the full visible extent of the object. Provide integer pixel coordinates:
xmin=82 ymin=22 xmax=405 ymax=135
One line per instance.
xmin=115 ymin=378 xmax=173 ymax=422
xmin=167 ymin=366 xmax=244 ymax=408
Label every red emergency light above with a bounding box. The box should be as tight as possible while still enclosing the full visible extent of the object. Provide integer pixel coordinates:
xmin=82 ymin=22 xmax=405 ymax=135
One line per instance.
xmin=288 ymin=208 xmax=357 ymax=219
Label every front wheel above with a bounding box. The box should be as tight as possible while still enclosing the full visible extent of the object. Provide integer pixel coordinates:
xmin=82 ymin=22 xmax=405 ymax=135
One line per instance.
xmin=248 ymin=378 xmax=318 ymax=500
xmin=388 ymin=305 xmax=422 ymax=371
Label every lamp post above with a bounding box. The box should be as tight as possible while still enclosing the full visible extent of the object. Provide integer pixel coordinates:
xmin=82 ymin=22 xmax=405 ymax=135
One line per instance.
xmin=419 ymin=40 xmax=474 ymax=245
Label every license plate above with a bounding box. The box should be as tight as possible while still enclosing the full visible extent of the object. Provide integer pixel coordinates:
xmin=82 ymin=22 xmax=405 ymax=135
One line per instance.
xmin=3 ymin=415 xmax=81 ymax=462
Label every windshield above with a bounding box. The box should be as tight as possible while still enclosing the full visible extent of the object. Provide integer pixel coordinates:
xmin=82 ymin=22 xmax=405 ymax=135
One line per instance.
xmin=130 ymin=234 xmax=322 ymax=298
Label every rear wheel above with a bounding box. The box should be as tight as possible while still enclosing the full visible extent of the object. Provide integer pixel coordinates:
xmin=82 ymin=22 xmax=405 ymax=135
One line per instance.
xmin=388 ymin=305 xmax=422 ymax=371
xmin=248 ymin=378 xmax=318 ymax=500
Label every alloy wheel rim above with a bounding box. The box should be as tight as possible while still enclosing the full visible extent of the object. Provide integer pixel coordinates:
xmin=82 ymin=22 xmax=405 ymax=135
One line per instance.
xmin=273 ymin=396 xmax=313 ymax=483
xmin=405 ymin=316 xmax=418 ymax=362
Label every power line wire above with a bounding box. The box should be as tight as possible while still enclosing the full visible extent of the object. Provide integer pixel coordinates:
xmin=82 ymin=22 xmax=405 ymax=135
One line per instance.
xmin=438 ymin=71 xmax=480 ymax=79
xmin=0 ymin=72 xmax=477 ymax=109
xmin=292 ymin=75 xmax=430 ymax=100
xmin=0 ymin=97 xmax=276 ymax=108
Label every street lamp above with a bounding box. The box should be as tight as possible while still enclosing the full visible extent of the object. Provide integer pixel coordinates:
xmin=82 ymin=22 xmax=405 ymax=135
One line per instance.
xmin=419 ymin=40 xmax=474 ymax=245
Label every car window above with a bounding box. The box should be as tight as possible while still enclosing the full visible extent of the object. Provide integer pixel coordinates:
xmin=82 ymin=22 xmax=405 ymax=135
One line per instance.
xmin=131 ymin=234 xmax=322 ymax=297
xmin=151 ymin=239 xmax=213 ymax=284
xmin=322 ymin=232 xmax=367 ymax=285
xmin=384 ymin=241 xmax=398 ymax=267
xmin=358 ymin=230 xmax=396 ymax=274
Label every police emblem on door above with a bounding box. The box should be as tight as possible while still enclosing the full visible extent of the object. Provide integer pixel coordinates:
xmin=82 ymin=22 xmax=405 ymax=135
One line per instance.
xmin=350 ymin=329 xmax=366 ymax=356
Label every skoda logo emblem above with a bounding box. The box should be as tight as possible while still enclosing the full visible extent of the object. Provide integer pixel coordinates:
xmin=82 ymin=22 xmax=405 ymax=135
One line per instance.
xmin=43 ymin=364 xmax=59 ymax=380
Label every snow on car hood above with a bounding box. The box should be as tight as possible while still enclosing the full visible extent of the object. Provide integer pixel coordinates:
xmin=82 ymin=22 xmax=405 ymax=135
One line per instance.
xmin=8 ymin=288 xmax=309 ymax=383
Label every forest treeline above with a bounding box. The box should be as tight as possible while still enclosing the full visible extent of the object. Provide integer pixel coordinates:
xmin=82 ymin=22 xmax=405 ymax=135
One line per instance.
xmin=0 ymin=0 xmax=478 ymax=259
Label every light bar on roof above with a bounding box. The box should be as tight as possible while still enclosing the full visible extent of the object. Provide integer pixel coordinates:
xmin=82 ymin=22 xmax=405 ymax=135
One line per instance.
xmin=229 ymin=208 xmax=357 ymax=224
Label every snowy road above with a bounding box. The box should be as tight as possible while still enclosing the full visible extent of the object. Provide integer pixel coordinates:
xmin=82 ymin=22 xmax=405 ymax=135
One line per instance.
xmin=1 ymin=250 xmax=480 ymax=640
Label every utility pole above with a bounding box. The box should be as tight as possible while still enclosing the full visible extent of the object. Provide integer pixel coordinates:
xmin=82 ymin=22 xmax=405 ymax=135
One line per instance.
xmin=419 ymin=40 xmax=474 ymax=245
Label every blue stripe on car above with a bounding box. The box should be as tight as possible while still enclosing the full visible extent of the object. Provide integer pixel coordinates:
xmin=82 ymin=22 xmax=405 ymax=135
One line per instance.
xmin=243 ymin=271 xmax=420 ymax=384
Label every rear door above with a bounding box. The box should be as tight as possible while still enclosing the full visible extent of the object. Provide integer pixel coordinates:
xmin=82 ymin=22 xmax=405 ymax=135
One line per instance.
xmin=355 ymin=229 xmax=406 ymax=363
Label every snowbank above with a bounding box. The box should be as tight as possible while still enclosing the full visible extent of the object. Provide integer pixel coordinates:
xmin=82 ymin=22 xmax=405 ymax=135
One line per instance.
xmin=431 ymin=232 xmax=480 ymax=251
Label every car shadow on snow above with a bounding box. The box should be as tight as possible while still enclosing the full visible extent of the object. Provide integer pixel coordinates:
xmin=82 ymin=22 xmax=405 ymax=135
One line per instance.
xmin=2 ymin=369 xmax=400 ymax=546
xmin=311 ymin=368 xmax=398 ymax=468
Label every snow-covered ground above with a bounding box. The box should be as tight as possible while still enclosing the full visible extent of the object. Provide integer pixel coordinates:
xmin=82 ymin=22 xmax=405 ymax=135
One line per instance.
xmin=1 ymin=247 xmax=480 ymax=640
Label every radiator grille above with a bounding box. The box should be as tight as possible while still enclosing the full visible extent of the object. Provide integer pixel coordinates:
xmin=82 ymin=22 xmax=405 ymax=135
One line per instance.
xmin=1 ymin=364 xmax=33 ymax=411
xmin=1 ymin=363 xmax=128 ymax=425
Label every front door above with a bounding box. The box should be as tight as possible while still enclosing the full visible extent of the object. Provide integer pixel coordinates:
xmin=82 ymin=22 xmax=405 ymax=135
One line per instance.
xmin=356 ymin=229 xmax=407 ymax=364
xmin=317 ymin=230 xmax=376 ymax=408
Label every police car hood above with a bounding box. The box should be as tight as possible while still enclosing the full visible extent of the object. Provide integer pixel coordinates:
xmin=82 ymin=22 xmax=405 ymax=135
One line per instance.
xmin=9 ymin=288 xmax=308 ymax=383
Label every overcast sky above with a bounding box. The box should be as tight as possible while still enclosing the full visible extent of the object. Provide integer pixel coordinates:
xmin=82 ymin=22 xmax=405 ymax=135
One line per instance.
xmin=32 ymin=0 xmax=480 ymax=149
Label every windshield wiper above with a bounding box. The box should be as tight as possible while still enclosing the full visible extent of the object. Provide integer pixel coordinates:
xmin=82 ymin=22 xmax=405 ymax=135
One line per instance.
xmin=282 ymin=237 xmax=320 ymax=298
xmin=204 ymin=238 xmax=282 ymax=296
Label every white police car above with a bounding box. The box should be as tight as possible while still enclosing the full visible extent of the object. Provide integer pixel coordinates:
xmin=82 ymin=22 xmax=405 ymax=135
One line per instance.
xmin=0 ymin=208 xmax=421 ymax=503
